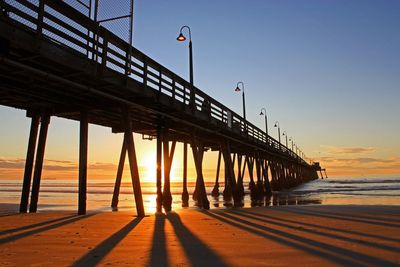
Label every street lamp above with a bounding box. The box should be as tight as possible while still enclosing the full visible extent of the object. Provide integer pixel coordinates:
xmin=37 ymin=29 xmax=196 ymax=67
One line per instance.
xmin=282 ymin=131 xmax=288 ymax=147
xmin=274 ymin=121 xmax=281 ymax=144
xmin=259 ymin=108 xmax=268 ymax=136
xmin=176 ymin=25 xmax=194 ymax=207
xmin=289 ymin=137 xmax=294 ymax=151
xmin=235 ymin=82 xmax=246 ymax=126
xmin=176 ymin=25 xmax=193 ymax=85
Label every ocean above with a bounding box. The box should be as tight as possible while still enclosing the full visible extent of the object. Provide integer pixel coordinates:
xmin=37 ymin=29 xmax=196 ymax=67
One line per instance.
xmin=0 ymin=177 xmax=399 ymax=213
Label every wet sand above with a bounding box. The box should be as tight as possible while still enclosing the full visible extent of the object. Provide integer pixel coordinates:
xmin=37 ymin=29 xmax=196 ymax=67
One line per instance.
xmin=0 ymin=205 xmax=399 ymax=266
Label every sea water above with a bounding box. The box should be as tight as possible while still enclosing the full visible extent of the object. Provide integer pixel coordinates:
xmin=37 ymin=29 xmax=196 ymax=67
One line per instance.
xmin=0 ymin=177 xmax=399 ymax=213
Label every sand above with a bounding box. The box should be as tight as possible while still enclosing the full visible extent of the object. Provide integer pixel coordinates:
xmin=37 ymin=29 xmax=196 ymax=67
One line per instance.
xmin=0 ymin=205 xmax=399 ymax=266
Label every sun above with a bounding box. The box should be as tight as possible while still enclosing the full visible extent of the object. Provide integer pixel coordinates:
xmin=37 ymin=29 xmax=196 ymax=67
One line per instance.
xmin=139 ymin=152 xmax=182 ymax=183
xmin=140 ymin=153 xmax=157 ymax=183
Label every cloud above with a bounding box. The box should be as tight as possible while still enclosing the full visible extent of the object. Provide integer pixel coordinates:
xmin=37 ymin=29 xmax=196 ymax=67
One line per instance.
xmin=320 ymin=156 xmax=395 ymax=164
xmin=89 ymin=162 xmax=117 ymax=171
xmin=321 ymin=146 xmax=376 ymax=155
xmin=0 ymin=158 xmax=26 ymax=169
xmin=0 ymin=158 xmax=119 ymax=172
xmin=318 ymin=156 xmax=400 ymax=176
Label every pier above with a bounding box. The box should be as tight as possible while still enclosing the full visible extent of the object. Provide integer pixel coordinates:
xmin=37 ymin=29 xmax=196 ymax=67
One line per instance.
xmin=0 ymin=0 xmax=323 ymax=216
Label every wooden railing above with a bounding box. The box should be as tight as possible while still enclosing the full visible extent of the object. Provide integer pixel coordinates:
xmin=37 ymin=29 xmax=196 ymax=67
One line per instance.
xmin=1 ymin=0 xmax=307 ymax=165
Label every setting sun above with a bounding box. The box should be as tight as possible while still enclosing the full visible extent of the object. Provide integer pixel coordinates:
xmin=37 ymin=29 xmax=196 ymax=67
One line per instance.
xmin=139 ymin=152 xmax=181 ymax=183
xmin=139 ymin=153 xmax=157 ymax=183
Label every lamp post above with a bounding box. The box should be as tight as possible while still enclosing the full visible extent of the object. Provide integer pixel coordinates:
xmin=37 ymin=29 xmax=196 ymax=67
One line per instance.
xmin=259 ymin=108 xmax=268 ymax=136
xmin=274 ymin=121 xmax=281 ymax=144
xmin=176 ymin=25 xmax=193 ymax=207
xmin=235 ymin=82 xmax=246 ymax=127
xmin=282 ymin=131 xmax=288 ymax=147
xmin=177 ymin=25 xmax=193 ymax=85
xmin=289 ymin=137 xmax=294 ymax=151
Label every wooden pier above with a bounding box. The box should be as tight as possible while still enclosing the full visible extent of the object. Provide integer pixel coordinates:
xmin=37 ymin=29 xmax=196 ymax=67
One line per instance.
xmin=0 ymin=0 xmax=322 ymax=216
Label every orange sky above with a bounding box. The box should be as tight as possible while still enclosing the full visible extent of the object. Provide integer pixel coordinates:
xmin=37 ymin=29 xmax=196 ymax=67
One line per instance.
xmin=0 ymin=114 xmax=399 ymax=182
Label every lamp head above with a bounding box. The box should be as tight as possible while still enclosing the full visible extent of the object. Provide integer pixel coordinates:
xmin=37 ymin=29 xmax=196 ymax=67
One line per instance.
xmin=259 ymin=111 xmax=264 ymax=116
xmin=234 ymin=86 xmax=241 ymax=92
xmin=177 ymin=33 xmax=186 ymax=41
xmin=274 ymin=123 xmax=278 ymax=127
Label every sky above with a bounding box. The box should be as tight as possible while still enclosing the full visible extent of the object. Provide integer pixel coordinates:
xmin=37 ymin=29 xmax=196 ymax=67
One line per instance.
xmin=1 ymin=0 xmax=399 ymax=181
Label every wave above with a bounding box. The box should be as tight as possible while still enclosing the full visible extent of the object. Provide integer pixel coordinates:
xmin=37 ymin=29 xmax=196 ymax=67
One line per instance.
xmin=326 ymin=179 xmax=400 ymax=185
xmin=293 ymin=186 xmax=400 ymax=195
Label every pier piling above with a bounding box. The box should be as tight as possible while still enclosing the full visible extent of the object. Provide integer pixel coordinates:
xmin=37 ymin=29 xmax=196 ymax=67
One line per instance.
xmin=19 ymin=113 xmax=39 ymax=213
xmin=78 ymin=111 xmax=88 ymax=215
xmin=29 ymin=114 xmax=50 ymax=213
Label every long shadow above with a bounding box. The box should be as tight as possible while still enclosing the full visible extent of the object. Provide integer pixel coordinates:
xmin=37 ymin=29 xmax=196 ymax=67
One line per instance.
xmin=149 ymin=213 xmax=168 ymax=267
xmin=231 ymin=210 xmax=400 ymax=253
xmin=239 ymin=209 xmax=400 ymax=243
xmin=202 ymin=211 xmax=398 ymax=267
xmin=298 ymin=206 xmax=400 ymax=224
xmin=72 ymin=217 xmax=142 ymax=267
xmin=0 ymin=214 xmax=77 ymax=236
xmin=0 ymin=213 xmax=96 ymax=244
xmin=277 ymin=207 xmax=400 ymax=228
xmin=166 ymin=212 xmax=229 ymax=267
xmin=0 ymin=212 xmax=19 ymax=218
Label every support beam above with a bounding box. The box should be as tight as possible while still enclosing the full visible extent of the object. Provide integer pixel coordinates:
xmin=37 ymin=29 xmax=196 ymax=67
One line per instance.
xmin=29 ymin=114 xmax=50 ymax=213
xmin=247 ymin=156 xmax=257 ymax=202
xmin=222 ymin=154 xmax=232 ymax=201
xmin=211 ymin=151 xmax=221 ymax=197
xmin=78 ymin=111 xmax=88 ymax=215
xmin=156 ymin=125 xmax=162 ymax=212
xmin=162 ymin=129 xmax=175 ymax=212
xmin=123 ymin=107 xmax=145 ymax=217
xmin=111 ymin=133 xmax=127 ymax=209
xmin=255 ymin=154 xmax=263 ymax=199
xmin=262 ymin=159 xmax=272 ymax=195
xmin=220 ymin=142 xmax=240 ymax=206
xmin=190 ymin=137 xmax=209 ymax=209
xmin=19 ymin=114 xmax=40 ymax=213
xmin=237 ymin=154 xmax=245 ymax=198
xmin=181 ymin=142 xmax=189 ymax=207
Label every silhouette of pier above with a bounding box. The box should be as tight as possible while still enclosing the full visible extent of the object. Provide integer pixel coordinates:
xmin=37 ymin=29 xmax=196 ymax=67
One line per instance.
xmin=0 ymin=0 xmax=323 ymax=216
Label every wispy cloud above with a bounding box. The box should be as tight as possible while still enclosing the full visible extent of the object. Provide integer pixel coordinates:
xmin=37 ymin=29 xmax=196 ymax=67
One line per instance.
xmin=321 ymin=146 xmax=376 ymax=155
xmin=0 ymin=158 xmax=26 ymax=169
xmin=319 ymin=156 xmax=400 ymax=176
xmin=0 ymin=158 xmax=121 ymax=170
xmin=320 ymin=157 xmax=394 ymax=164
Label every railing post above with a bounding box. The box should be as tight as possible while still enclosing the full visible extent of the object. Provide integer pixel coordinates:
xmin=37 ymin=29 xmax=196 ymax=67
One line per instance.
xmin=36 ymin=0 xmax=45 ymax=36
xmin=143 ymin=58 xmax=148 ymax=89
xmin=97 ymin=30 xmax=108 ymax=77
xmin=172 ymin=74 xmax=176 ymax=101
xmin=190 ymin=83 xmax=196 ymax=114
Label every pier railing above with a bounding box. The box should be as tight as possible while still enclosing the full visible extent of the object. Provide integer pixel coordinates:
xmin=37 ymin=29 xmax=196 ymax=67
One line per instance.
xmin=1 ymin=0 xmax=306 ymax=164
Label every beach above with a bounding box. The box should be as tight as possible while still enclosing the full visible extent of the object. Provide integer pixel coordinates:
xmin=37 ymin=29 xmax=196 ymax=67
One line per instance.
xmin=1 ymin=205 xmax=399 ymax=266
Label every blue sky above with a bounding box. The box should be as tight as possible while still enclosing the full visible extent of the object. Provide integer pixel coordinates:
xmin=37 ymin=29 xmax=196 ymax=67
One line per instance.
xmin=1 ymin=0 xmax=399 ymax=178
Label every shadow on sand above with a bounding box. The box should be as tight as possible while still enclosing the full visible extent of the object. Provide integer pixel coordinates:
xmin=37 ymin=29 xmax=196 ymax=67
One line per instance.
xmin=148 ymin=212 xmax=229 ymax=267
xmin=72 ymin=217 xmax=142 ymax=267
xmin=202 ymin=210 xmax=398 ymax=267
xmin=0 ymin=213 xmax=95 ymax=245
xmin=239 ymin=208 xmax=400 ymax=243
